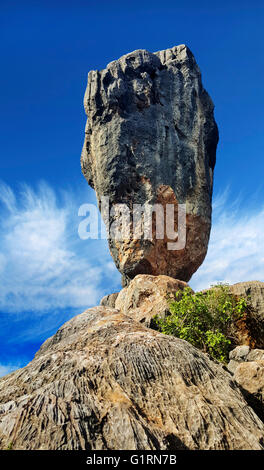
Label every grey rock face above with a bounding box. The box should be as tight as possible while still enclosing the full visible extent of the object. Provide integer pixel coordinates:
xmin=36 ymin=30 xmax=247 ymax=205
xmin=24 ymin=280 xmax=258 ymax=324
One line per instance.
xmin=100 ymin=292 xmax=119 ymax=308
xmin=230 ymin=345 xmax=251 ymax=361
xmin=228 ymin=346 xmax=251 ymax=374
xmin=228 ymin=345 xmax=264 ymax=374
xmin=0 ymin=307 xmax=263 ymax=450
xmin=227 ymin=346 xmax=264 ymax=418
xmin=234 ymin=361 xmax=264 ymax=405
xmin=81 ymin=45 xmax=218 ymax=286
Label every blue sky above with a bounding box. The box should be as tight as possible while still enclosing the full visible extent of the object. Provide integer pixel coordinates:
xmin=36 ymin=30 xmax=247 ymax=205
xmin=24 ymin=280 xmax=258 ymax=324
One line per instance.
xmin=0 ymin=0 xmax=264 ymax=376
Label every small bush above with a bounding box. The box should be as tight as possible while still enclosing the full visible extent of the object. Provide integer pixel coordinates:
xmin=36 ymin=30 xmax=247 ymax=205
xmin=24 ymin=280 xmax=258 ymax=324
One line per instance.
xmin=154 ymin=284 xmax=249 ymax=363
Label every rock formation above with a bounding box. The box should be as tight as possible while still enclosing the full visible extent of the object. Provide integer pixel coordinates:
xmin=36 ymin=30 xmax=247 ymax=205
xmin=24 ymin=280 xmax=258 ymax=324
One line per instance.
xmin=227 ymin=345 xmax=264 ymax=421
xmin=100 ymin=292 xmax=119 ymax=309
xmin=2 ymin=44 xmax=264 ymax=452
xmin=115 ymin=274 xmax=189 ymax=327
xmin=228 ymin=345 xmax=264 ymax=374
xmin=101 ymin=277 xmax=264 ymax=345
xmin=81 ymin=45 xmax=218 ymax=286
xmin=0 ymin=305 xmax=263 ymax=450
xmin=230 ymin=281 xmax=264 ymax=348
xmin=234 ymin=361 xmax=264 ymax=405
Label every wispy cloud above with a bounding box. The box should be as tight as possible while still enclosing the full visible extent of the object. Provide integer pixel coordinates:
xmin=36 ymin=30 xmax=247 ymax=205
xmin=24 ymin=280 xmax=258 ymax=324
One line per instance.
xmin=0 ymin=363 xmax=20 ymax=378
xmin=0 ymin=181 xmax=121 ymax=314
xmin=191 ymin=190 xmax=264 ymax=290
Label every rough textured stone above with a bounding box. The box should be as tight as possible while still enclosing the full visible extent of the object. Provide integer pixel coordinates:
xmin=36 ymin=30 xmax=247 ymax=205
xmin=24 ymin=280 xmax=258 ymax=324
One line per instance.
xmin=248 ymin=349 xmax=264 ymax=362
xmin=81 ymin=45 xmax=218 ymax=286
xmin=234 ymin=361 xmax=264 ymax=404
xmin=100 ymin=292 xmax=119 ymax=308
xmin=228 ymin=346 xmax=264 ymax=374
xmin=0 ymin=306 xmax=263 ymax=450
xmin=230 ymin=281 xmax=264 ymax=348
xmin=115 ymin=274 xmax=190 ymax=326
xmin=227 ymin=345 xmax=264 ymax=419
xmin=230 ymin=345 xmax=251 ymax=361
xmin=228 ymin=346 xmax=251 ymax=374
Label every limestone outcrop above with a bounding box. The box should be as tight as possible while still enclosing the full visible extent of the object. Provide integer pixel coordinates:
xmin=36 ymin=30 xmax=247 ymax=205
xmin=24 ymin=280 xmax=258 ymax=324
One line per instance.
xmin=228 ymin=346 xmax=264 ymax=374
xmin=100 ymin=292 xmax=119 ymax=309
xmin=0 ymin=306 xmax=263 ymax=450
xmin=227 ymin=345 xmax=264 ymax=421
xmin=115 ymin=274 xmax=189 ymax=326
xmin=81 ymin=45 xmax=218 ymax=286
xmin=234 ymin=361 xmax=264 ymax=405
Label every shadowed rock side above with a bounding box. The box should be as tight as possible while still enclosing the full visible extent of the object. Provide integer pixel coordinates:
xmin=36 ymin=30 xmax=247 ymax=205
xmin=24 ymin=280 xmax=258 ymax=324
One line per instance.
xmin=230 ymin=281 xmax=264 ymax=348
xmin=227 ymin=346 xmax=264 ymax=422
xmin=0 ymin=306 xmax=263 ymax=450
xmin=81 ymin=45 xmax=219 ymax=286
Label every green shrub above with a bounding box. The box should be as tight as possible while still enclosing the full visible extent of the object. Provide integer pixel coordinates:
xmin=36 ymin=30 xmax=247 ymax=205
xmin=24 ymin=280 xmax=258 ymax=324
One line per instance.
xmin=154 ymin=284 xmax=249 ymax=363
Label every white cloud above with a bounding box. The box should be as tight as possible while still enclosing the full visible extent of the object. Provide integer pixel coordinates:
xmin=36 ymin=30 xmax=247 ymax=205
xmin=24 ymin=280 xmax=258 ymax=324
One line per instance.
xmin=0 ymin=181 xmax=121 ymax=314
xmin=0 ymin=364 xmax=20 ymax=378
xmin=190 ymin=191 xmax=264 ymax=291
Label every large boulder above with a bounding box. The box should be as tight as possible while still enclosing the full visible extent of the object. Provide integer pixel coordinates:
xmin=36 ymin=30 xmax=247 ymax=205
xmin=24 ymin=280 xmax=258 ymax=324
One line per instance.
xmin=81 ymin=45 xmax=218 ymax=286
xmin=228 ymin=345 xmax=264 ymax=374
xmin=227 ymin=346 xmax=264 ymax=420
xmin=0 ymin=306 xmax=263 ymax=450
xmin=115 ymin=274 xmax=189 ymax=326
xmin=234 ymin=361 xmax=264 ymax=404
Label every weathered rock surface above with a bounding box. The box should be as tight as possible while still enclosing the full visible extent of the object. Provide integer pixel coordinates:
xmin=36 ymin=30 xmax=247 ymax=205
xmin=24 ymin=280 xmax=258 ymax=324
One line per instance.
xmin=230 ymin=281 xmax=264 ymax=348
xmin=115 ymin=274 xmax=190 ymax=326
xmin=81 ymin=45 xmax=218 ymax=286
xmin=234 ymin=361 xmax=264 ymax=404
xmin=100 ymin=292 xmax=119 ymax=308
xmin=228 ymin=346 xmax=251 ymax=374
xmin=0 ymin=306 xmax=264 ymax=450
xmin=226 ymin=345 xmax=264 ymax=421
xmin=228 ymin=346 xmax=264 ymax=373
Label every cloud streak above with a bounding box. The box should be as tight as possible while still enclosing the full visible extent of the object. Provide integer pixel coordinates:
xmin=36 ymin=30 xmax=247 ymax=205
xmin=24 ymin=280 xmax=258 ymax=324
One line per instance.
xmin=190 ymin=190 xmax=264 ymax=290
xmin=0 ymin=181 xmax=121 ymax=314
xmin=0 ymin=364 xmax=20 ymax=378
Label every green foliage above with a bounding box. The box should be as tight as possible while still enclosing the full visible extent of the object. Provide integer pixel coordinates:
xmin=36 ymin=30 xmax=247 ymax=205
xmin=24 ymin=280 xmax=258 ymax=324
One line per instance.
xmin=6 ymin=441 xmax=13 ymax=450
xmin=154 ymin=284 xmax=249 ymax=363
